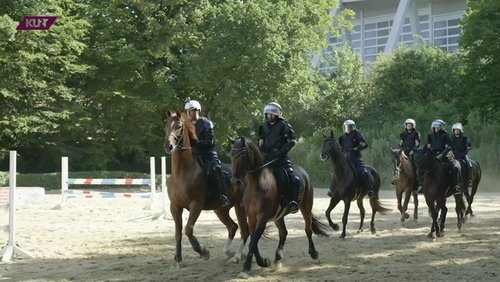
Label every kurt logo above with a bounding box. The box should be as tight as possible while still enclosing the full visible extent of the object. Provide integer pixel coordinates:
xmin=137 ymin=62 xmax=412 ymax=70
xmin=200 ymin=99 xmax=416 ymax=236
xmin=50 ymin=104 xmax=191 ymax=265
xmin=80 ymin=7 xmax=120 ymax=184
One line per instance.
xmin=16 ymin=16 xmax=57 ymax=30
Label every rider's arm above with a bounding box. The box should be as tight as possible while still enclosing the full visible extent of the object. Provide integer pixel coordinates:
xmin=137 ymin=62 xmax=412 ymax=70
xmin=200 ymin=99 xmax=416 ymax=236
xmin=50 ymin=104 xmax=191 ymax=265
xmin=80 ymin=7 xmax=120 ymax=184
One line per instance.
xmin=280 ymin=122 xmax=296 ymax=155
xmin=197 ymin=120 xmax=215 ymax=149
xmin=352 ymin=131 xmax=367 ymax=151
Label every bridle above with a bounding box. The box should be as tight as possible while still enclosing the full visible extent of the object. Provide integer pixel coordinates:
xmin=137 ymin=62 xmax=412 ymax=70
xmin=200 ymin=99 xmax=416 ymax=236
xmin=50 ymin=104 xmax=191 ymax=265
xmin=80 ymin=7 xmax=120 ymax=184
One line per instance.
xmin=230 ymin=142 xmax=278 ymax=181
xmin=166 ymin=119 xmax=192 ymax=154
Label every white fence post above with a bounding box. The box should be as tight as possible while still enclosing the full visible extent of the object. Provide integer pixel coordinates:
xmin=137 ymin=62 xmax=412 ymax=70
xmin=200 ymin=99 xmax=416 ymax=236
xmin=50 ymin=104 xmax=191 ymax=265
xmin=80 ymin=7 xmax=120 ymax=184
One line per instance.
xmin=161 ymin=157 xmax=169 ymax=219
xmin=149 ymin=157 xmax=156 ymax=210
xmin=0 ymin=151 xmax=34 ymax=262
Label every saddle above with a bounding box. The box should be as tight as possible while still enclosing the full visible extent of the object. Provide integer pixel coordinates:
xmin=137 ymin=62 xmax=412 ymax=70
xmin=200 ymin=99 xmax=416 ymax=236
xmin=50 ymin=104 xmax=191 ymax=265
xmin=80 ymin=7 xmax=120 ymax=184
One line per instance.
xmin=271 ymin=166 xmax=302 ymax=206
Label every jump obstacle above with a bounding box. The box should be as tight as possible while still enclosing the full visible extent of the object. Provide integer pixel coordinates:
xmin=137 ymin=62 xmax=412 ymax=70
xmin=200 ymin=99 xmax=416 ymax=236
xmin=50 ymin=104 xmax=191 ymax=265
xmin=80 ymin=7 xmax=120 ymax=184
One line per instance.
xmin=56 ymin=157 xmax=169 ymax=220
xmin=0 ymin=151 xmax=34 ymax=262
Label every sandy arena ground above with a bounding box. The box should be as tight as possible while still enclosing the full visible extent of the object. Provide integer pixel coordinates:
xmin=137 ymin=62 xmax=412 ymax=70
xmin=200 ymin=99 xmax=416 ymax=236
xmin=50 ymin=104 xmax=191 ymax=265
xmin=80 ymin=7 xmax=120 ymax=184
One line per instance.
xmin=1 ymin=189 xmax=499 ymax=281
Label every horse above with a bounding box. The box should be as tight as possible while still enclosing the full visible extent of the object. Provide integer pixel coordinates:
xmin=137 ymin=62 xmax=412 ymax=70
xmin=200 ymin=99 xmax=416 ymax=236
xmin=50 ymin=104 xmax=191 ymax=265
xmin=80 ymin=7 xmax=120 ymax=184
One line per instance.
xmin=391 ymin=149 xmax=419 ymax=222
xmin=163 ymin=111 xmax=249 ymax=266
xmin=230 ymin=137 xmax=328 ymax=278
xmin=452 ymin=154 xmax=482 ymax=217
xmin=413 ymin=147 xmax=466 ymax=239
xmin=320 ymin=131 xmax=389 ymax=238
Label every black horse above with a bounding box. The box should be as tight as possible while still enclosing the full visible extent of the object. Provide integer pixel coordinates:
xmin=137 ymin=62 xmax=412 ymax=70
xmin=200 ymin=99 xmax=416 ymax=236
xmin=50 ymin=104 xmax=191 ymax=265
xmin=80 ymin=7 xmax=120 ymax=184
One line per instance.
xmin=453 ymin=155 xmax=482 ymax=217
xmin=320 ymin=131 xmax=389 ymax=238
xmin=414 ymin=147 xmax=466 ymax=239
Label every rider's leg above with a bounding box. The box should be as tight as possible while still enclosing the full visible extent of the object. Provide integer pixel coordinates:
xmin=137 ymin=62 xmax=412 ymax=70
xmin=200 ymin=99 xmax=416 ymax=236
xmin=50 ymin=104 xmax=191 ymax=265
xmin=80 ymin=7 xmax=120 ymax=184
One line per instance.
xmin=212 ymin=159 xmax=230 ymax=207
xmin=357 ymin=164 xmax=374 ymax=198
xmin=449 ymin=160 xmax=461 ymax=195
xmin=284 ymin=160 xmax=299 ymax=214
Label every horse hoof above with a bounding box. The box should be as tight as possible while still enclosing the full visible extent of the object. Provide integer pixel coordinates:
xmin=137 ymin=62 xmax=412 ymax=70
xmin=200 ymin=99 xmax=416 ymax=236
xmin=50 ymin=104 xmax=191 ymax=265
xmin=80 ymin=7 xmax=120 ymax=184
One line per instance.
xmin=200 ymin=248 xmax=210 ymax=260
xmin=339 ymin=234 xmax=346 ymax=239
xmin=404 ymin=213 xmax=410 ymax=219
xmin=331 ymin=224 xmax=339 ymax=231
xmin=310 ymin=250 xmax=319 ymax=260
xmin=275 ymin=261 xmax=283 ymax=269
xmin=238 ymin=271 xmax=249 ymax=279
xmin=371 ymin=228 xmax=376 ymax=234
xmin=437 ymin=232 xmax=444 ymax=238
xmin=225 ymin=250 xmax=236 ymax=258
xmin=263 ymin=258 xmax=271 ymax=267
xmin=427 ymin=232 xmax=435 ymax=239
xmin=357 ymin=229 xmax=363 ymax=233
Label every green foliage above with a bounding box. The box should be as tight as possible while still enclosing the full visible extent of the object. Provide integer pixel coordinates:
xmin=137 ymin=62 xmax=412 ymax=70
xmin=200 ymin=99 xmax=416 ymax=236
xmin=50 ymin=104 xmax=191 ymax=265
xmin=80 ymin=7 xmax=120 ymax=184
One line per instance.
xmin=460 ymin=0 xmax=500 ymax=121
xmin=0 ymin=1 xmax=91 ymax=159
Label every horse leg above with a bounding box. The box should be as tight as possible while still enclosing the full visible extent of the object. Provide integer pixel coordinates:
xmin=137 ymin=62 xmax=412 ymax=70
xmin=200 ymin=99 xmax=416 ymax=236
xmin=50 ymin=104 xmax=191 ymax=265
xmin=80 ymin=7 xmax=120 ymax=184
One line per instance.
xmin=356 ymin=197 xmax=365 ymax=233
xmin=426 ymin=199 xmax=437 ymax=239
xmin=232 ymin=205 xmax=249 ymax=263
xmin=213 ymin=207 xmax=239 ymax=257
xmin=454 ymin=194 xmax=465 ymax=230
xmin=170 ymin=203 xmax=183 ymax=264
xmin=402 ymin=188 xmax=412 ymax=221
xmin=437 ymin=199 xmax=448 ymax=237
xmin=412 ymin=191 xmax=419 ymax=221
xmin=273 ymin=217 xmax=287 ymax=267
xmin=396 ymin=189 xmax=404 ymax=222
xmin=300 ymin=202 xmax=319 ymax=260
xmin=240 ymin=222 xmax=269 ymax=277
xmin=340 ymin=199 xmax=351 ymax=238
xmin=325 ymin=195 xmax=340 ymax=231
xmin=185 ymin=204 xmax=210 ymax=260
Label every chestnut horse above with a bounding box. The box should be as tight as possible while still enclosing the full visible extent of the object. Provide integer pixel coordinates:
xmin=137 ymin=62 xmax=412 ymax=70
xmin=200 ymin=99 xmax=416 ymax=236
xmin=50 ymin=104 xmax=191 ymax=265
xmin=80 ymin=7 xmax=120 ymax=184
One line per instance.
xmin=391 ymin=149 xmax=419 ymax=222
xmin=320 ymin=131 xmax=389 ymax=238
xmin=414 ymin=147 xmax=466 ymax=238
xmin=163 ymin=111 xmax=249 ymax=266
xmin=230 ymin=137 xmax=328 ymax=278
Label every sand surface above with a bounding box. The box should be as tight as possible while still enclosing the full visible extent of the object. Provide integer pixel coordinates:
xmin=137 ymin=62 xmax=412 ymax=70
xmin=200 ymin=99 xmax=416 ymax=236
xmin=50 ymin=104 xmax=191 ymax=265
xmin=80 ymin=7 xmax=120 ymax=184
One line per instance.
xmin=1 ymin=190 xmax=499 ymax=281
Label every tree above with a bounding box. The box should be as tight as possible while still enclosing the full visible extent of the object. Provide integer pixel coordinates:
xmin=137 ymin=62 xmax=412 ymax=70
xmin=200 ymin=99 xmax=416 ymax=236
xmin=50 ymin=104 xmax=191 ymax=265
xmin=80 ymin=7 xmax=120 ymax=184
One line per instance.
xmin=0 ymin=0 xmax=91 ymax=165
xmin=460 ymin=0 xmax=500 ymax=121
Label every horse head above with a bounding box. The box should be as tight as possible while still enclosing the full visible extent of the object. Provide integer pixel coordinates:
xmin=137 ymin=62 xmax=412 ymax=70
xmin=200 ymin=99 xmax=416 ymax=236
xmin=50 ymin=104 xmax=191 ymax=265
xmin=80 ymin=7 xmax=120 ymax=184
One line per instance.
xmin=230 ymin=137 xmax=263 ymax=181
xmin=164 ymin=110 xmax=197 ymax=154
xmin=414 ymin=146 xmax=434 ymax=171
xmin=320 ymin=130 xmax=342 ymax=161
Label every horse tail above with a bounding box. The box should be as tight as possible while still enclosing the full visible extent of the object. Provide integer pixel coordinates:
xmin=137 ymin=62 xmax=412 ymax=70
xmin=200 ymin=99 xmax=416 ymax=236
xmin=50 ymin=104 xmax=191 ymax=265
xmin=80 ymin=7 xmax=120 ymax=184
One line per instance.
xmin=311 ymin=215 xmax=330 ymax=237
xmin=369 ymin=197 xmax=390 ymax=215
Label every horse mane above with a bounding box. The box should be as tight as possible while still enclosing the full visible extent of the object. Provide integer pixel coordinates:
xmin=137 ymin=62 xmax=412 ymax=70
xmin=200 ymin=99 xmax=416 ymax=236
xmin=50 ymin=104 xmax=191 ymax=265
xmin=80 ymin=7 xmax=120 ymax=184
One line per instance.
xmin=180 ymin=112 xmax=198 ymax=142
xmin=244 ymin=138 xmax=265 ymax=166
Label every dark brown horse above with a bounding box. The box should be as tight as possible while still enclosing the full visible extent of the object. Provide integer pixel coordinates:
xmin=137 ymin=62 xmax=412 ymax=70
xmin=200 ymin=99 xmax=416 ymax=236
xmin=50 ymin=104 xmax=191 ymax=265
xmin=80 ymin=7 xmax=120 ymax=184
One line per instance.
xmin=230 ymin=137 xmax=328 ymax=278
xmin=414 ymin=147 xmax=466 ymax=239
xmin=452 ymin=154 xmax=481 ymax=217
xmin=320 ymin=131 xmax=389 ymax=238
xmin=391 ymin=149 xmax=419 ymax=222
xmin=164 ymin=111 xmax=249 ymax=266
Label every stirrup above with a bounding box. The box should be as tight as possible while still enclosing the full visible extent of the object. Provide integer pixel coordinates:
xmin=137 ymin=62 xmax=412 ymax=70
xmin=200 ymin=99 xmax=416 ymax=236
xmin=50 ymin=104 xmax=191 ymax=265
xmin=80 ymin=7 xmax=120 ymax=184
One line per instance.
xmin=288 ymin=201 xmax=299 ymax=214
xmin=220 ymin=195 xmax=230 ymax=207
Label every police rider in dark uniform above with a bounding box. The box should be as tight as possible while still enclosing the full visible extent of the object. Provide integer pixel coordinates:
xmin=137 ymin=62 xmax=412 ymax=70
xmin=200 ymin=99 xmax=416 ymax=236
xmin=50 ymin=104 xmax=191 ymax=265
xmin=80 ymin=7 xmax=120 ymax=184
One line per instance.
xmin=185 ymin=100 xmax=230 ymax=207
xmin=258 ymin=102 xmax=300 ymax=214
xmin=424 ymin=119 xmax=461 ymax=195
xmin=451 ymin=122 xmax=473 ymax=188
xmin=338 ymin=120 xmax=375 ymax=198
xmin=395 ymin=118 xmax=421 ymax=186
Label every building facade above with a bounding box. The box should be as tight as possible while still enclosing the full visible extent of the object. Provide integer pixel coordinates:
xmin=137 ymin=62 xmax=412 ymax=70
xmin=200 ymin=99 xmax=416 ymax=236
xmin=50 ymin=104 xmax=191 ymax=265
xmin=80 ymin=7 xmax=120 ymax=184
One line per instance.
xmin=316 ymin=0 xmax=467 ymax=72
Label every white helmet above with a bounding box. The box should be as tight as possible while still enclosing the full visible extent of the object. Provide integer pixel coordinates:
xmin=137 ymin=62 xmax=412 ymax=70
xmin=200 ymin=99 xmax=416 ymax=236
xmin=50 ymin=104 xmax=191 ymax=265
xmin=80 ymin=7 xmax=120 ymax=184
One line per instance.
xmin=404 ymin=118 xmax=416 ymax=129
xmin=343 ymin=119 xmax=356 ymax=133
xmin=431 ymin=119 xmax=445 ymax=129
xmin=263 ymin=102 xmax=283 ymax=118
xmin=184 ymin=100 xmax=202 ymax=111
xmin=452 ymin=123 xmax=463 ymax=133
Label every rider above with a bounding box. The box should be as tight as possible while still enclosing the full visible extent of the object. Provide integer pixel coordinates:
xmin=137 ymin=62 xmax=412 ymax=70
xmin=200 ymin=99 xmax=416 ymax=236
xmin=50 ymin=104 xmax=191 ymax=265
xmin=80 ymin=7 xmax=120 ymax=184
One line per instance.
xmin=451 ymin=123 xmax=473 ymax=188
xmin=395 ymin=118 xmax=420 ymax=186
xmin=425 ymin=119 xmax=461 ymax=195
xmin=258 ymin=102 xmax=300 ymax=214
xmin=338 ymin=120 xmax=375 ymax=198
xmin=185 ymin=100 xmax=230 ymax=207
